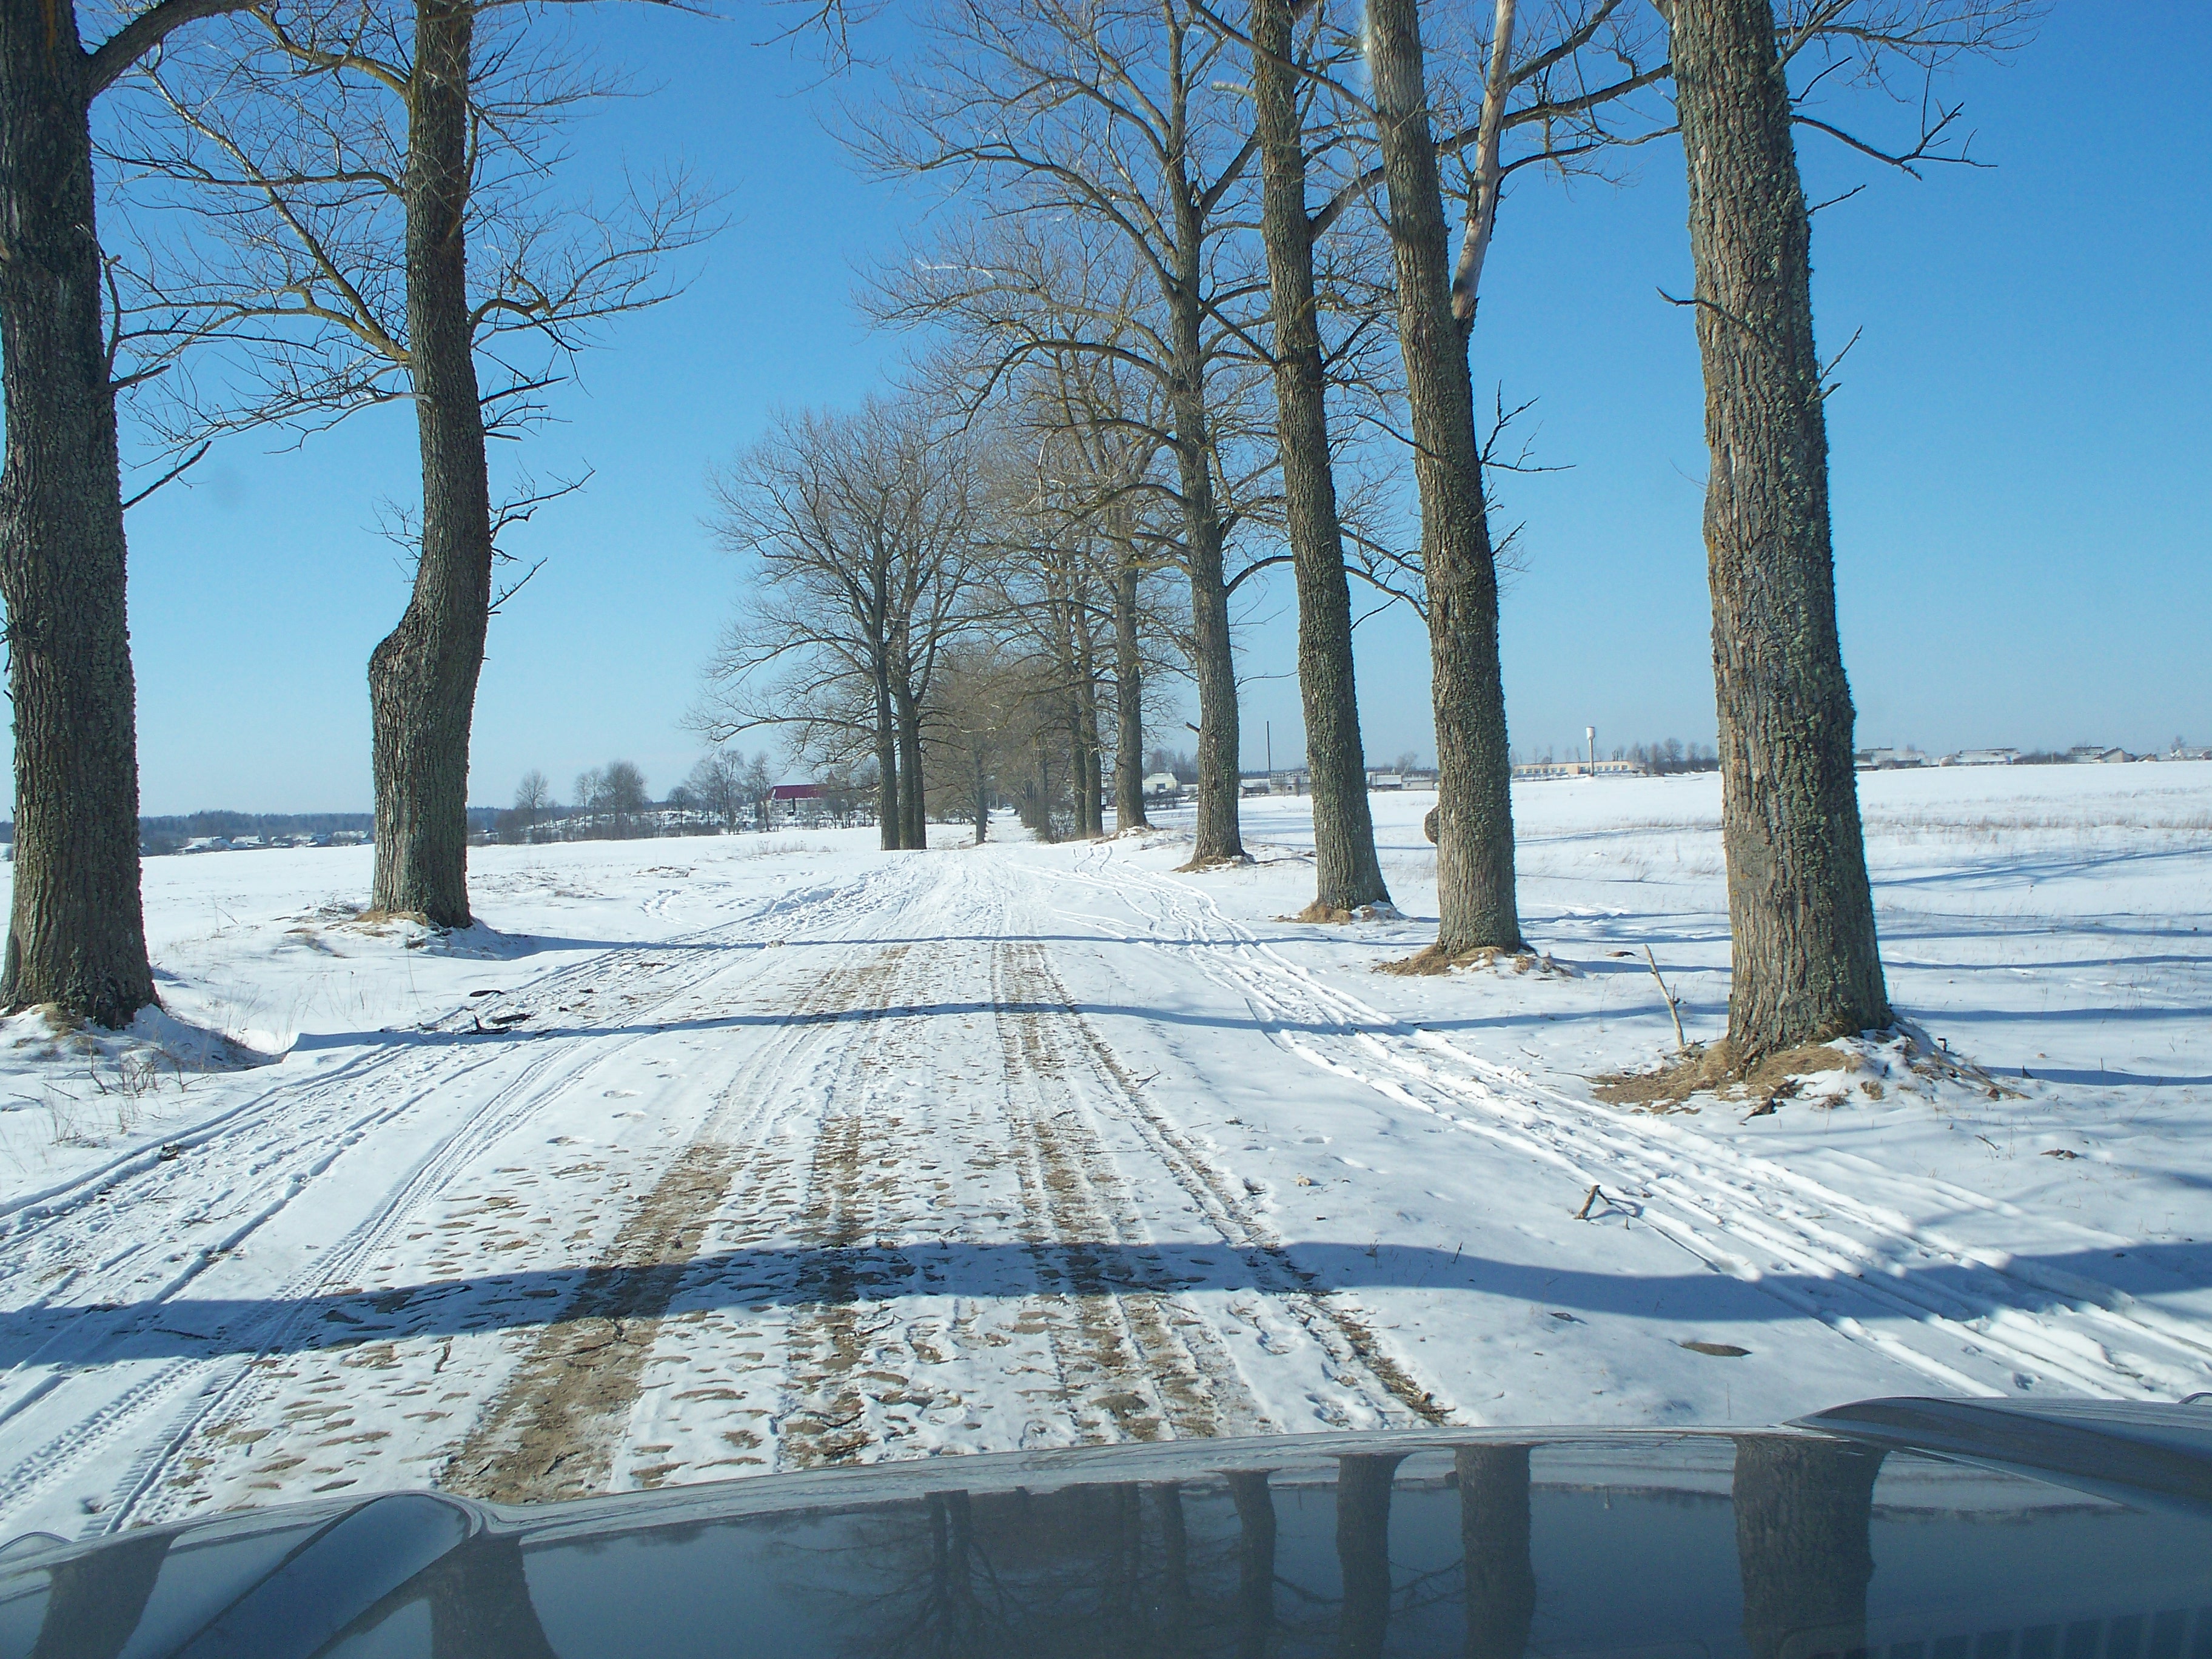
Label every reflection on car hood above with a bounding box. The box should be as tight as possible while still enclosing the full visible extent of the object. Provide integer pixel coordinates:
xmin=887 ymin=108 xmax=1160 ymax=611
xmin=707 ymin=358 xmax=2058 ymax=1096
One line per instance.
xmin=3 ymin=1396 xmax=2210 ymax=1658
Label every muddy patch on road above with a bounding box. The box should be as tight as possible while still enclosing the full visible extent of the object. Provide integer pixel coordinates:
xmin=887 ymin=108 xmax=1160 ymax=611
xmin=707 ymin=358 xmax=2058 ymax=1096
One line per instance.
xmin=446 ymin=947 xmax=907 ymax=1503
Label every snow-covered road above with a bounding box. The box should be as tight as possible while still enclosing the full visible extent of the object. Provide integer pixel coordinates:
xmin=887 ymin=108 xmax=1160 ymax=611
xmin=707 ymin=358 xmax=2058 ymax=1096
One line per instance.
xmin=2 ymin=769 xmax=2208 ymax=1543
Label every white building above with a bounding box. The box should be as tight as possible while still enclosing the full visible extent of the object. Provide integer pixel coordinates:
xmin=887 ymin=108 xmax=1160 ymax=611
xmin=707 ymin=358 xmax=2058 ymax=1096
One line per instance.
xmin=1510 ymin=759 xmax=1647 ymax=782
xmin=1854 ymin=747 xmax=1929 ymax=771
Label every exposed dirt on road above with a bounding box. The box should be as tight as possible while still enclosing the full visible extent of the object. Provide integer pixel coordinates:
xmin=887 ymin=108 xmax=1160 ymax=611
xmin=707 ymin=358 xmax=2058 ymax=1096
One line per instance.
xmin=446 ymin=947 xmax=908 ymax=1503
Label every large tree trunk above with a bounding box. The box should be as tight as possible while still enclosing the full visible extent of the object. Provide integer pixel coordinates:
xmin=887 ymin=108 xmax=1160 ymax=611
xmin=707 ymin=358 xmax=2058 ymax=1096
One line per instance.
xmin=1367 ymin=0 xmax=1524 ymax=957
xmin=1111 ymin=551 xmax=1149 ymax=833
xmin=895 ymin=686 xmax=925 ymax=850
xmin=1045 ymin=584 xmax=1096 ymax=840
xmin=1164 ymin=125 xmax=1242 ymax=866
xmin=367 ymin=0 xmax=491 ymax=929
xmin=1180 ymin=498 xmax=1242 ymax=865
xmin=1252 ymin=0 xmax=1391 ymax=920
xmin=0 ymin=7 xmax=156 ymax=1029
xmin=1072 ymin=624 xmax=1102 ymax=837
xmin=1732 ymin=1435 xmax=1884 ymax=1659
xmin=1667 ymin=0 xmax=1889 ymax=1059
xmin=873 ymin=664 xmax=900 ymax=850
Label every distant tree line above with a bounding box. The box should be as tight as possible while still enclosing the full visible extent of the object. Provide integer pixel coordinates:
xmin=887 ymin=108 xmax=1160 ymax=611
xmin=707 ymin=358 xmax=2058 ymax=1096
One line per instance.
xmin=1631 ymin=741 xmax=1718 ymax=776
xmin=139 ymin=811 xmax=377 ymax=856
xmin=492 ymin=750 xmax=883 ymax=843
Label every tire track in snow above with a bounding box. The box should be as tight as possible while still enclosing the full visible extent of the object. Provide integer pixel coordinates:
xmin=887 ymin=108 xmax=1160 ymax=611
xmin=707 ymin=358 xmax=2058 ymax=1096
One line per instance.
xmin=444 ymin=947 xmax=905 ymax=1504
xmin=990 ymin=933 xmax=1449 ymax=1431
xmin=990 ymin=938 xmax=1267 ymax=1443
xmin=0 ymin=860 xmax=918 ymax=1536
xmin=119 ymin=870 xmax=923 ymax=1526
xmin=595 ymin=859 xmax=1441 ymax=1488
xmin=1054 ymin=850 xmax=2212 ymax=1403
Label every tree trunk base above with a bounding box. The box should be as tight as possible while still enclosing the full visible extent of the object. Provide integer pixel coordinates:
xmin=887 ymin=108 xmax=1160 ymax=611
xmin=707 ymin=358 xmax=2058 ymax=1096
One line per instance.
xmin=1176 ymin=851 xmax=1253 ymax=873
xmin=1596 ymin=1025 xmax=2019 ymax=1108
xmin=1376 ymin=941 xmax=1553 ymax=977
xmin=1287 ymin=899 xmax=1403 ymax=925
xmin=354 ymin=907 xmax=441 ymax=929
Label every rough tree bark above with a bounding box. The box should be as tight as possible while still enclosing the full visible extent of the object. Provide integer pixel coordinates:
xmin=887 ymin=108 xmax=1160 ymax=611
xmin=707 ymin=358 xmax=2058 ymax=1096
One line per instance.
xmin=874 ymin=666 xmax=901 ymax=851
xmin=1664 ymin=0 xmax=1890 ymax=1059
xmin=1250 ymin=0 xmax=1390 ymax=920
xmin=1111 ymin=551 xmax=1150 ymax=833
xmin=367 ymin=0 xmax=493 ymax=927
xmin=1071 ymin=588 xmax=1105 ymax=837
xmin=0 ymin=0 xmax=166 ymax=1026
xmin=1168 ymin=374 xmax=1242 ymax=862
xmin=1367 ymin=0 xmax=1524 ymax=959
xmin=1073 ymin=664 xmax=1102 ymax=838
xmin=894 ymin=686 xmax=925 ymax=850
xmin=1164 ymin=56 xmax=1243 ymax=866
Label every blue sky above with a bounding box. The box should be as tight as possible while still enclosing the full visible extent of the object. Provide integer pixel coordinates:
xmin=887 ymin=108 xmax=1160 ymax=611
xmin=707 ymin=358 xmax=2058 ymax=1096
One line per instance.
xmin=80 ymin=2 xmax=2212 ymax=814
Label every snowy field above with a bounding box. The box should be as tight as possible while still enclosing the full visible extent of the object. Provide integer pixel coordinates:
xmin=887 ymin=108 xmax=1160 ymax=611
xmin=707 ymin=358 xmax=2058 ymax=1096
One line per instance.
xmin=1 ymin=762 xmax=2207 ymax=1543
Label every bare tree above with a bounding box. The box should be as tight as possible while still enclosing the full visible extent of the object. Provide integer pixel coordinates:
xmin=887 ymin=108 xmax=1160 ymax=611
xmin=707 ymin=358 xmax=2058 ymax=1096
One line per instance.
xmin=571 ymin=767 xmax=603 ymax=838
xmin=1651 ymin=0 xmax=2031 ymax=1058
xmin=512 ymin=768 xmax=551 ymax=841
xmin=697 ymin=397 xmax=985 ymax=851
xmin=739 ymin=753 xmax=772 ymax=828
xmin=1236 ymin=0 xmax=1396 ymax=919
xmin=1008 ymin=343 xmax=1190 ymax=837
xmin=1365 ymin=0 xmax=1524 ymax=965
xmin=925 ymin=643 xmax=1028 ymax=844
xmin=113 ymin=0 xmax=712 ymax=925
xmin=685 ymin=749 xmax=746 ymax=833
xmin=1349 ymin=1 xmax=1671 ymax=968
xmin=866 ymin=0 xmax=1281 ymax=868
xmin=0 ymin=0 xmax=279 ymax=1025
xmin=600 ymin=760 xmax=649 ymax=838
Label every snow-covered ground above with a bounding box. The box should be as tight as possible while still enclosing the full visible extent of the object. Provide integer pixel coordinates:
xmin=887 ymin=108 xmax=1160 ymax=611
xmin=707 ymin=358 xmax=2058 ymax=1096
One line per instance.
xmin=1 ymin=763 xmax=2206 ymax=1543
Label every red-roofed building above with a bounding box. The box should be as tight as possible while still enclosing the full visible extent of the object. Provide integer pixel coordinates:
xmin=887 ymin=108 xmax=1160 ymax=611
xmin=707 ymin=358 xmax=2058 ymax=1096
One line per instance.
xmin=768 ymin=783 xmax=823 ymax=825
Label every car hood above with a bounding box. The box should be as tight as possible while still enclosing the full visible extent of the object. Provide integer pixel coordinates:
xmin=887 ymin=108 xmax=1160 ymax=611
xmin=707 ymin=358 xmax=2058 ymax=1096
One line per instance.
xmin=3 ymin=1396 xmax=2209 ymax=1658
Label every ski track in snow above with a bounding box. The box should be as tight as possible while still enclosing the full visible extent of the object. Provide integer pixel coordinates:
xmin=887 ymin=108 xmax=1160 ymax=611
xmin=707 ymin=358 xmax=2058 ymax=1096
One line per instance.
xmin=1050 ymin=843 xmax=2212 ymax=1406
xmin=1 ymin=781 xmax=2206 ymax=1541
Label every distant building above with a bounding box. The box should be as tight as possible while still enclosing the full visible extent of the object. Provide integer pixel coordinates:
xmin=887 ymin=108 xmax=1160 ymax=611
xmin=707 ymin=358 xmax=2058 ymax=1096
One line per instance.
xmin=2070 ymin=745 xmax=2133 ymax=764
xmin=1367 ymin=772 xmax=1405 ymax=791
xmin=1854 ymin=747 xmax=1929 ymax=771
xmin=769 ymin=783 xmax=825 ymax=825
xmin=1943 ymin=748 xmax=2019 ymax=766
xmin=1142 ymin=773 xmax=1182 ymax=798
xmin=1511 ymin=759 xmax=1646 ymax=782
